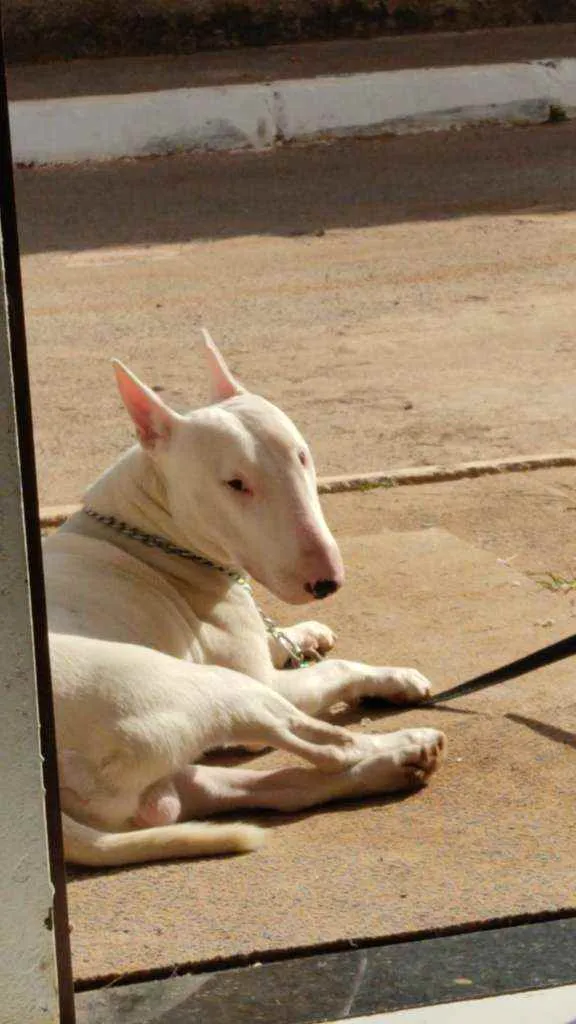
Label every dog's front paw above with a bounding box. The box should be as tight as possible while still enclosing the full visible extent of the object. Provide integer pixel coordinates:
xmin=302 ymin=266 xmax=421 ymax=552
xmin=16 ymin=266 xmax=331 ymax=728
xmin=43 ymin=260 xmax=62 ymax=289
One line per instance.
xmin=346 ymin=727 xmax=446 ymax=797
xmin=379 ymin=667 xmax=432 ymax=705
xmin=288 ymin=621 xmax=337 ymax=658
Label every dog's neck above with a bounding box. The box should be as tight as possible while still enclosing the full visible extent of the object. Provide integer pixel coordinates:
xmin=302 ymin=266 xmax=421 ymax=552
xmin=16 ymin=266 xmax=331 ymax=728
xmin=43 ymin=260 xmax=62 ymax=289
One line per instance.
xmin=82 ymin=445 xmax=235 ymax=572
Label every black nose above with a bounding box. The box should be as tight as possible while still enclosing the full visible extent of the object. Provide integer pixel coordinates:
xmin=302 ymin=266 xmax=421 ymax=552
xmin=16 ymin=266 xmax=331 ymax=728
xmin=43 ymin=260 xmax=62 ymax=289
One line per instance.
xmin=305 ymin=579 xmax=339 ymax=600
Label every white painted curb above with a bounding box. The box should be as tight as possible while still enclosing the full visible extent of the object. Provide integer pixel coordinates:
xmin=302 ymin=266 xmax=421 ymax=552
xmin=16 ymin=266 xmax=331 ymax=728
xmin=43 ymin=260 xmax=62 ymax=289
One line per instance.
xmin=10 ymin=57 xmax=576 ymax=165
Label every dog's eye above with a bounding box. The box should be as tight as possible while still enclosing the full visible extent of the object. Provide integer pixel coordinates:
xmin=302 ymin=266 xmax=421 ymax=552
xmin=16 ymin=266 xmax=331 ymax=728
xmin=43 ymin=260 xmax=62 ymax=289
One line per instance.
xmin=298 ymin=450 xmax=308 ymax=467
xmin=226 ymin=478 xmax=250 ymax=494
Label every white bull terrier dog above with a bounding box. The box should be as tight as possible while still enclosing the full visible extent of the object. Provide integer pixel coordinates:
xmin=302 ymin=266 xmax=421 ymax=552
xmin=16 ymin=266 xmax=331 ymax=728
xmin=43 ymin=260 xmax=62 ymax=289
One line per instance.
xmin=45 ymin=331 xmax=446 ymax=868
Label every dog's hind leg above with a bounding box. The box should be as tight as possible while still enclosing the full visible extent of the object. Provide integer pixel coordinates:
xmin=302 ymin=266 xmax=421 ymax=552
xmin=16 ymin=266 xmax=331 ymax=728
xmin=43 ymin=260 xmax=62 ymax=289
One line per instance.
xmin=267 ymin=658 xmax=433 ymax=715
xmin=173 ymin=729 xmax=445 ymax=817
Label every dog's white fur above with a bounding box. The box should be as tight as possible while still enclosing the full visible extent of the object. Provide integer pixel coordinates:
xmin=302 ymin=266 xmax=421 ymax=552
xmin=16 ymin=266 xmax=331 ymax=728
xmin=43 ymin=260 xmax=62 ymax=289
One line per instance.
xmin=45 ymin=332 xmax=445 ymax=867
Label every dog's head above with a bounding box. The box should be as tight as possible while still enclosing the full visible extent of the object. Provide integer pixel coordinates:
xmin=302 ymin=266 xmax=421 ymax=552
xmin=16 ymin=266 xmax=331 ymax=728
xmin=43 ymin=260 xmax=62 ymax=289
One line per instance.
xmin=112 ymin=331 xmax=344 ymax=605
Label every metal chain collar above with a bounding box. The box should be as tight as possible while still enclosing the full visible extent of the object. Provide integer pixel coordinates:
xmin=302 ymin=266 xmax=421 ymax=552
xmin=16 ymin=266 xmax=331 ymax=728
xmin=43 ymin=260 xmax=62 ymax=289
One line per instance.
xmin=82 ymin=506 xmax=318 ymax=669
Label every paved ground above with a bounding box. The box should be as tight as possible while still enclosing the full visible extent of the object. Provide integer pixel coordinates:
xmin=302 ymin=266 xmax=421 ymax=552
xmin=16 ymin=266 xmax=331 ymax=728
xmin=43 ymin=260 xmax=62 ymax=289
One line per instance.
xmin=18 ymin=121 xmax=576 ymax=985
xmin=15 ymin=120 xmax=576 ymax=508
xmin=68 ymin=477 xmax=576 ymax=984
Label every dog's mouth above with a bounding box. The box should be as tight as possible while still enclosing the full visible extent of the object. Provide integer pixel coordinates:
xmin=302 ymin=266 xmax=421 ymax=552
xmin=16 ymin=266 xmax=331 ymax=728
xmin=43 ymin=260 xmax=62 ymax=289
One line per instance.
xmin=238 ymin=553 xmax=344 ymax=606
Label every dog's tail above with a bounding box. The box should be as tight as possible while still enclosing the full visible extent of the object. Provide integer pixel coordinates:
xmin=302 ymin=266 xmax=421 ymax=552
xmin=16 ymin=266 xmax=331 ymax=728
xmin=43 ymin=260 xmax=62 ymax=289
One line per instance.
xmin=62 ymin=814 xmax=265 ymax=867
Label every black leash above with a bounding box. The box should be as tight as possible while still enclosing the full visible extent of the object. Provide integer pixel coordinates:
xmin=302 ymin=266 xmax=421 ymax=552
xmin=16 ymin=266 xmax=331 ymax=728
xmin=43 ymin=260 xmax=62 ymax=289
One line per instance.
xmin=428 ymin=630 xmax=576 ymax=705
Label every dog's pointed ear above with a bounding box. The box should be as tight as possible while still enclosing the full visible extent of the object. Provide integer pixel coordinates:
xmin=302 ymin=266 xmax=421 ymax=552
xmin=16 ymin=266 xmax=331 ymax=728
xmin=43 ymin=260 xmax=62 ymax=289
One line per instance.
xmin=201 ymin=328 xmax=245 ymax=402
xmin=113 ymin=360 xmax=177 ymax=450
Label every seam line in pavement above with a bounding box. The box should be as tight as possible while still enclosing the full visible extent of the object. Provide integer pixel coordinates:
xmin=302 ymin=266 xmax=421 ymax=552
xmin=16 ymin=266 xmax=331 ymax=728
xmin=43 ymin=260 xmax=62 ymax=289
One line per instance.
xmin=39 ymin=450 xmax=576 ymax=527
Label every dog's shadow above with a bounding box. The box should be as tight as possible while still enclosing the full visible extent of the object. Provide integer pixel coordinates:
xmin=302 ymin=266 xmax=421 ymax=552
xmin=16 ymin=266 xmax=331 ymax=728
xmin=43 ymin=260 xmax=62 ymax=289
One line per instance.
xmin=335 ymin=699 xmax=482 ymax=726
xmin=66 ymin=785 xmax=421 ymax=883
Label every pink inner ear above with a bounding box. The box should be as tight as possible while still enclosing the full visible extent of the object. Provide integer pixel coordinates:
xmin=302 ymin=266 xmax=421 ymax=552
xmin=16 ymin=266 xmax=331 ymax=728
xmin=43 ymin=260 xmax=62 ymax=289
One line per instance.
xmin=113 ymin=362 xmax=173 ymax=449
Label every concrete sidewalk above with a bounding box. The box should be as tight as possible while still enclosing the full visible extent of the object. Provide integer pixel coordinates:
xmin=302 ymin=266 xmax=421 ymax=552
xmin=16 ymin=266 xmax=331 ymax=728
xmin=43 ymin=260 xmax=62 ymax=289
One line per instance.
xmin=7 ymin=27 xmax=576 ymax=163
xmin=66 ymin=479 xmax=576 ymax=985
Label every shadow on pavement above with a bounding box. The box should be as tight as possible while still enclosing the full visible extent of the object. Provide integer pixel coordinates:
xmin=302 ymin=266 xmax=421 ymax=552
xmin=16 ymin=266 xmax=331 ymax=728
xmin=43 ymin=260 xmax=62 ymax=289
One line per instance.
xmin=14 ymin=122 xmax=576 ymax=255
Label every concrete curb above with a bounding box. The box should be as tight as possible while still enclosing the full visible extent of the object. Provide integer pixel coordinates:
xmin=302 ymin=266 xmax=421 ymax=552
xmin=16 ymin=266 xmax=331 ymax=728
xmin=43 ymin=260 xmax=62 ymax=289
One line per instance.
xmin=39 ymin=451 xmax=576 ymax=528
xmin=10 ymin=57 xmax=576 ymax=165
